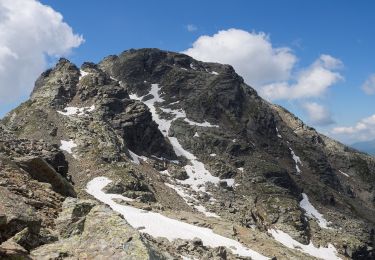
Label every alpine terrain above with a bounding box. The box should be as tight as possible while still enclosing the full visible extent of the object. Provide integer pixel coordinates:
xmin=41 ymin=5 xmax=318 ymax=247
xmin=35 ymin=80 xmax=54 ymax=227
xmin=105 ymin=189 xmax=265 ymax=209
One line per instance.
xmin=0 ymin=48 xmax=374 ymax=260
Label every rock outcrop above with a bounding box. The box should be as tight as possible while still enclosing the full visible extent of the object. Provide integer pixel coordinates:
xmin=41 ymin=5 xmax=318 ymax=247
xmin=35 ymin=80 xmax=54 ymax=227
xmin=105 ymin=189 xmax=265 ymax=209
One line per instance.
xmin=31 ymin=198 xmax=156 ymax=259
xmin=0 ymin=125 xmax=73 ymax=255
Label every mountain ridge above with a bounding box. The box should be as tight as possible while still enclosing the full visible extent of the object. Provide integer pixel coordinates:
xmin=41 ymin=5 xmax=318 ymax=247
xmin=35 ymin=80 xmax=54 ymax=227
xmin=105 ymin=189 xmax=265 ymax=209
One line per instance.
xmin=0 ymin=48 xmax=374 ymax=259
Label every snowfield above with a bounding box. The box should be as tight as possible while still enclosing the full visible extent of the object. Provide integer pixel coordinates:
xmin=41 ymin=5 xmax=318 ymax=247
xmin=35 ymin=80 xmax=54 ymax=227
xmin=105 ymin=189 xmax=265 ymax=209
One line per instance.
xmin=128 ymin=83 xmax=236 ymax=219
xmin=268 ymin=229 xmax=341 ymax=260
xmin=300 ymin=193 xmax=331 ymax=229
xmin=86 ymin=177 xmax=268 ymax=260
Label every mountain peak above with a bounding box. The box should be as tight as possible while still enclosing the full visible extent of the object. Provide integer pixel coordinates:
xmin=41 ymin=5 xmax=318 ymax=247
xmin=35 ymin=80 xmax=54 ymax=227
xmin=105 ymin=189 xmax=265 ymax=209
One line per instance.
xmin=1 ymin=48 xmax=374 ymax=259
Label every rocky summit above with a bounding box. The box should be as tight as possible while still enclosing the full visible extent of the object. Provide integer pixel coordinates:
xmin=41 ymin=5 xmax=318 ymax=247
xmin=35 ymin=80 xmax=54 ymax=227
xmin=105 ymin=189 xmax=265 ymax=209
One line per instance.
xmin=0 ymin=48 xmax=374 ymax=260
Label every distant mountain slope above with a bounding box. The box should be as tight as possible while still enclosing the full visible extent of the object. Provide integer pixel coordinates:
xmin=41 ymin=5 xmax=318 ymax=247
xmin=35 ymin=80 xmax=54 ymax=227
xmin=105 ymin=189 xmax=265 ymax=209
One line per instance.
xmin=352 ymin=139 xmax=375 ymax=156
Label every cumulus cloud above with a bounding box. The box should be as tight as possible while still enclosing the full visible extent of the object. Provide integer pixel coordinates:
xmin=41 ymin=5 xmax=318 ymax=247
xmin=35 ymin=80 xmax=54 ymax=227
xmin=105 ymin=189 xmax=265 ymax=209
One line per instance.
xmin=0 ymin=0 xmax=84 ymax=105
xmin=260 ymin=55 xmax=343 ymax=100
xmin=302 ymin=102 xmax=334 ymax=126
xmin=332 ymin=114 xmax=375 ymax=142
xmin=184 ymin=28 xmax=297 ymax=86
xmin=186 ymin=24 xmax=197 ymax=32
xmin=183 ymin=28 xmax=343 ymax=104
xmin=361 ymin=74 xmax=375 ymax=95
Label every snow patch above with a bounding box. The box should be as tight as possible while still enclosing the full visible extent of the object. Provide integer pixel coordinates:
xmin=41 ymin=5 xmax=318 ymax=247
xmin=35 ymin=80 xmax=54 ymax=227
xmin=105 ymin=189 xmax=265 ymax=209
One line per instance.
xmin=86 ymin=177 xmax=268 ymax=260
xmin=238 ymin=167 xmax=244 ymax=172
xmin=79 ymin=69 xmax=89 ymax=80
xmin=193 ymin=132 xmax=200 ymax=137
xmin=128 ymin=150 xmax=148 ymax=165
xmin=181 ymin=256 xmax=196 ymax=260
xmin=150 ymin=155 xmax=179 ymax=165
xmin=268 ymin=229 xmax=340 ymax=260
xmin=338 ymin=170 xmax=350 ymax=177
xmin=166 ymin=181 xmax=223 ymax=216
xmin=169 ymin=136 xmax=221 ymax=191
xmin=300 ymin=193 xmax=331 ymax=229
xmin=194 ymin=205 xmax=220 ymax=218
xmin=160 ymin=170 xmax=170 ymax=176
xmin=190 ymin=63 xmax=197 ymax=70
xmin=130 ymin=84 xmax=223 ymax=192
xmin=222 ymin=178 xmax=235 ymax=187
xmin=184 ymin=118 xmax=219 ymax=128
xmin=211 ymin=71 xmax=219 ymax=75
xmin=276 ymin=127 xmax=282 ymax=138
xmin=210 ymin=153 xmax=217 ymax=157
xmin=160 ymin=107 xmax=219 ymax=128
xmin=59 ymin=140 xmax=77 ymax=154
xmin=168 ymin=100 xmax=180 ymax=105
xmin=57 ymin=105 xmax=95 ymax=116
xmin=289 ymin=147 xmax=302 ymax=174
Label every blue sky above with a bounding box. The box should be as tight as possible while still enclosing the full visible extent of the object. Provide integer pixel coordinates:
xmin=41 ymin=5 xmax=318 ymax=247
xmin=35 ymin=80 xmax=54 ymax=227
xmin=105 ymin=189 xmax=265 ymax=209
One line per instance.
xmin=1 ymin=0 xmax=374 ymax=144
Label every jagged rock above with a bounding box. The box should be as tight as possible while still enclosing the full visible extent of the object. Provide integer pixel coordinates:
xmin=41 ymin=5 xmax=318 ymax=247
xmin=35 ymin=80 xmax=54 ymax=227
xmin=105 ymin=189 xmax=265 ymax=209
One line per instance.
xmin=191 ymin=237 xmax=203 ymax=246
xmin=7 ymin=227 xmax=58 ymax=251
xmin=0 ymin=186 xmax=41 ymax=244
xmin=211 ymin=246 xmax=228 ymax=260
xmin=31 ymin=58 xmax=80 ymax=107
xmin=54 ymin=198 xmax=96 ymax=238
xmin=0 ymin=240 xmax=30 ymax=260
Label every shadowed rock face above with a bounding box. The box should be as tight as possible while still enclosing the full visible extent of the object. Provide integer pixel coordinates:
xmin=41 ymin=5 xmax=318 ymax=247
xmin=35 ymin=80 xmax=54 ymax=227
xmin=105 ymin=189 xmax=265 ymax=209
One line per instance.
xmin=1 ymin=48 xmax=375 ymax=259
xmin=100 ymin=48 xmax=374 ymax=207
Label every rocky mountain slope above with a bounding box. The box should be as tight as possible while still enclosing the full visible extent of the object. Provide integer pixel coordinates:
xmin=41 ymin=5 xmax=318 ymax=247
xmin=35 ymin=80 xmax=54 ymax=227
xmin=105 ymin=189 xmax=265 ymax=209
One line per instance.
xmin=0 ymin=48 xmax=374 ymax=259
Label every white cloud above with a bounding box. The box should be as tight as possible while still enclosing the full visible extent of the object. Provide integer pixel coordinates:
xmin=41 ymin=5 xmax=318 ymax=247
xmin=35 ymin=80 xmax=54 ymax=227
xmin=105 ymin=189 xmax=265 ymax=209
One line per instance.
xmin=0 ymin=0 xmax=84 ymax=105
xmin=260 ymin=55 xmax=343 ymax=100
xmin=302 ymin=102 xmax=334 ymax=126
xmin=183 ymin=28 xmax=297 ymax=86
xmin=331 ymin=114 xmax=375 ymax=142
xmin=319 ymin=54 xmax=343 ymax=69
xmin=361 ymin=74 xmax=375 ymax=95
xmin=183 ymin=29 xmax=342 ymax=104
xmin=186 ymin=24 xmax=197 ymax=32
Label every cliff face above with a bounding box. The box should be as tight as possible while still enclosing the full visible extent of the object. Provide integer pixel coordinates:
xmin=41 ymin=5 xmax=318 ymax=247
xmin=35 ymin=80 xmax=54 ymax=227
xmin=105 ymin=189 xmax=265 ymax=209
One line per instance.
xmin=1 ymin=48 xmax=374 ymax=259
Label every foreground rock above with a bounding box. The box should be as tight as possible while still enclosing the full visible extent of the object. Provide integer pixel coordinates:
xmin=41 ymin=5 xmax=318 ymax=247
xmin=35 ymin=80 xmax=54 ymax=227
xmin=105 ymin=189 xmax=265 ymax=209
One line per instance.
xmin=31 ymin=198 xmax=157 ymax=259
xmin=0 ymin=126 xmax=73 ymax=255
